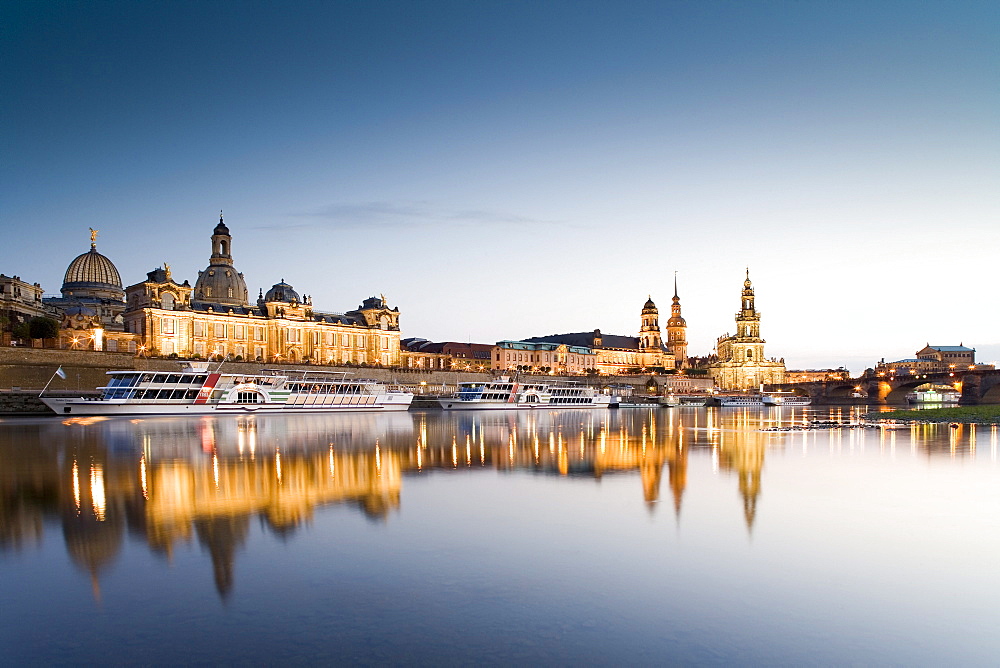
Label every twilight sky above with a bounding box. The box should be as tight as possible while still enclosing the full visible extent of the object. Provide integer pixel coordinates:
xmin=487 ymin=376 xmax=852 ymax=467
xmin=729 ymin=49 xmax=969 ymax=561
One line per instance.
xmin=3 ymin=1 xmax=998 ymax=372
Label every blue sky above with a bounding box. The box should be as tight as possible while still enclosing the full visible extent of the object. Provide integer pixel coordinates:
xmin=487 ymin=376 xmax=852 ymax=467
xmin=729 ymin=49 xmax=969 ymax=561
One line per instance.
xmin=3 ymin=1 xmax=998 ymax=371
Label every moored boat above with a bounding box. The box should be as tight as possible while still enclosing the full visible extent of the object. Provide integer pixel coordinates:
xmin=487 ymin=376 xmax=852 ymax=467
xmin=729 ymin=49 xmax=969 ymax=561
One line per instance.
xmin=762 ymin=392 xmax=812 ymax=406
xmin=438 ymin=376 xmax=612 ymax=410
xmin=717 ymin=394 xmax=764 ymax=407
xmin=41 ymin=362 xmax=414 ymax=416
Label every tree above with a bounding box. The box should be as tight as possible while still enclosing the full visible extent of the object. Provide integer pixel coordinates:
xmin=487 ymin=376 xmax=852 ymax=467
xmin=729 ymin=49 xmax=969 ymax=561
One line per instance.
xmin=12 ymin=321 xmax=30 ymax=340
xmin=28 ymin=317 xmax=60 ymax=340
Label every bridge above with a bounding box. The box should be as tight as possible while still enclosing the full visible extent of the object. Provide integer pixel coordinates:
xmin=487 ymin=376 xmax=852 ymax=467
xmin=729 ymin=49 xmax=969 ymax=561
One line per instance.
xmin=768 ymin=369 xmax=1000 ymax=405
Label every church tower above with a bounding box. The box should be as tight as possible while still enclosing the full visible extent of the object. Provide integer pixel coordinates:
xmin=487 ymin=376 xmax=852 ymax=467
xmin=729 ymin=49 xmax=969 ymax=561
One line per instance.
xmin=666 ymin=274 xmax=688 ymax=368
xmin=708 ymin=269 xmax=785 ymax=390
xmin=639 ymin=296 xmax=661 ymax=352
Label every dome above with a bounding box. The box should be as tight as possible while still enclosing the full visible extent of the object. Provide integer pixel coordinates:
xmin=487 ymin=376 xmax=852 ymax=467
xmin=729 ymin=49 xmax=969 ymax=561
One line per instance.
xmin=264 ymin=280 xmax=300 ymax=303
xmin=63 ymin=248 xmax=122 ymax=291
xmin=642 ymin=296 xmax=657 ymax=312
xmin=194 ymin=265 xmax=249 ymax=305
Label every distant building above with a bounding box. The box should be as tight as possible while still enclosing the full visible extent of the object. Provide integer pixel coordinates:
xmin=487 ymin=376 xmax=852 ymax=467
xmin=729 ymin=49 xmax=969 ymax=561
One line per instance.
xmin=522 ymin=295 xmax=682 ymax=374
xmin=874 ymin=344 xmax=992 ymax=376
xmin=494 ymin=340 xmax=597 ymax=374
xmin=708 ymin=271 xmax=785 ymax=390
xmin=785 ymin=368 xmax=851 ymax=383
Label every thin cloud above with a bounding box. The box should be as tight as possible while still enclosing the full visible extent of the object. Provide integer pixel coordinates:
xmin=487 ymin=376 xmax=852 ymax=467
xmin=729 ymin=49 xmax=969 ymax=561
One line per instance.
xmin=280 ymin=200 xmax=569 ymax=229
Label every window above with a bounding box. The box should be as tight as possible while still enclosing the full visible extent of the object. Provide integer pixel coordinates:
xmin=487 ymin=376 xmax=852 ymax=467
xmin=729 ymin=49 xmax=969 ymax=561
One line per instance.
xmin=194 ymin=321 xmax=204 ymax=336
xmin=235 ymin=325 xmax=245 ymax=339
xmin=215 ymin=323 xmax=225 ymax=338
xmin=162 ymin=318 xmax=174 ymax=334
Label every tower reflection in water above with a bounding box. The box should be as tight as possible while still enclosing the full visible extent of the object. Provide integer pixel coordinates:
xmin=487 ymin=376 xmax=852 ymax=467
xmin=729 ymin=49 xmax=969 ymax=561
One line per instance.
xmin=0 ymin=406 xmax=988 ymax=599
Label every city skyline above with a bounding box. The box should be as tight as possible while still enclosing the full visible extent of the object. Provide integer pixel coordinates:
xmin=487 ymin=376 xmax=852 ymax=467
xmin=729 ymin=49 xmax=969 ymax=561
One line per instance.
xmin=4 ymin=1 xmax=998 ymax=372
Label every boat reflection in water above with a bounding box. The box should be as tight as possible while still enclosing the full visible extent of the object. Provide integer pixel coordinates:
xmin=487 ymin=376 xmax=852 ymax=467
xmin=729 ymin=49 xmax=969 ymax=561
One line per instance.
xmin=0 ymin=406 xmax=994 ymax=603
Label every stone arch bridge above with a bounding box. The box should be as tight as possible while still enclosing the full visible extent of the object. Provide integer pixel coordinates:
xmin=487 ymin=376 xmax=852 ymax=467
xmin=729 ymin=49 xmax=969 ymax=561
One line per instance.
xmin=768 ymin=369 xmax=1000 ymax=405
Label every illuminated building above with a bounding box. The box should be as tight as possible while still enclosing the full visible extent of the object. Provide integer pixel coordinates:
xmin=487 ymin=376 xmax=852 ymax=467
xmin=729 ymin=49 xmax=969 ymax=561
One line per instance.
xmin=123 ymin=214 xmax=402 ymax=364
xmin=521 ymin=296 xmax=678 ymax=374
xmin=40 ymin=229 xmax=140 ymax=351
xmin=493 ymin=340 xmax=597 ymax=374
xmin=708 ymin=270 xmax=785 ymax=390
xmin=873 ymin=344 xmax=993 ymax=376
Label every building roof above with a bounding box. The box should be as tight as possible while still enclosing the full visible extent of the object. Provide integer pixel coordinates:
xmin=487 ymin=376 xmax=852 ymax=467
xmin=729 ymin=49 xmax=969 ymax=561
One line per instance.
xmin=926 ymin=345 xmax=974 ymax=352
xmin=525 ymin=332 xmax=641 ymax=350
xmin=263 ymin=280 xmax=300 ymax=304
xmin=63 ymin=247 xmax=123 ymax=292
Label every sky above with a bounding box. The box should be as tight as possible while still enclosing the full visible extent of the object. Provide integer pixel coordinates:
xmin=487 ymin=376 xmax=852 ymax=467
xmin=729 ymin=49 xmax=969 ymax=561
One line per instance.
xmin=3 ymin=0 xmax=998 ymax=372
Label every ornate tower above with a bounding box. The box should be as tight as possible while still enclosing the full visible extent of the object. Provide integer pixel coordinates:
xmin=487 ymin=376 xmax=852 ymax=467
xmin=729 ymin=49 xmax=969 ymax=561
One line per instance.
xmin=639 ymin=296 xmax=661 ymax=352
xmin=737 ymin=269 xmax=761 ymax=340
xmin=193 ymin=212 xmax=249 ymax=307
xmin=666 ymin=274 xmax=688 ymax=368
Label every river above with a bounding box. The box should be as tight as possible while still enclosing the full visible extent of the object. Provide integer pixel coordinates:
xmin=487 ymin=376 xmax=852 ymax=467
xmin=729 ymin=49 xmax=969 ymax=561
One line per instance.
xmin=1 ymin=406 xmax=998 ymax=664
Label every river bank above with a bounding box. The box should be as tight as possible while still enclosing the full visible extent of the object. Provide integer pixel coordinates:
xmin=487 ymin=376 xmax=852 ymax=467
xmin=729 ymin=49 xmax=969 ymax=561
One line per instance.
xmin=866 ymin=405 xmax=1000 ymax=424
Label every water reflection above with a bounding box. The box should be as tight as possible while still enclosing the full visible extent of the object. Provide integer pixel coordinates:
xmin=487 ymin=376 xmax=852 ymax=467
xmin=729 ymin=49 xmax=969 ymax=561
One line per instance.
xmin=0 ymin=406 xmax=992 ymax=601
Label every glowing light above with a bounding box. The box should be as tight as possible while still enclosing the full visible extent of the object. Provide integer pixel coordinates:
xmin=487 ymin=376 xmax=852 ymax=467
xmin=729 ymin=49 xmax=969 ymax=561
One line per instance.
xmin=72 ymin=459 xmax=81 ymax=513
xmin=90 ymin=464 xmax=106 ymax=521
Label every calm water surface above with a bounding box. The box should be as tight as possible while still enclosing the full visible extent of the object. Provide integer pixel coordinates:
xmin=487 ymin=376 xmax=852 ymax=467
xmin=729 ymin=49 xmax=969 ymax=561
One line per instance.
xmin=2 ymin=407 xmax=999 ymax=665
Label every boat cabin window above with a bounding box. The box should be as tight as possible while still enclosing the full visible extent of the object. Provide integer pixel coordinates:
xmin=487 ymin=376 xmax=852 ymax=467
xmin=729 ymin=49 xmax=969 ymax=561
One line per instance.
xmin=153 ymin=374 xmax=168 ymax=383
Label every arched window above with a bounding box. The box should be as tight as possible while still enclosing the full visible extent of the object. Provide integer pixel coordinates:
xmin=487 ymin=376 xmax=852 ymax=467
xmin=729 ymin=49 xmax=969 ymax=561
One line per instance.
xmin=747 ymin=349 xmax=753 ymax=360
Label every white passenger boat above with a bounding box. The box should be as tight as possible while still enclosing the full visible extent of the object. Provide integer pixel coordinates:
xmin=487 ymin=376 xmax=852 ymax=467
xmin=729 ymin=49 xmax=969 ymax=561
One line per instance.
xmin=762 ymin=392 xmax=812 ymax=406
xmin=717 ymin=395 xmax=764 ymax=407
xmin=438 ymin=377 xmax=612 ymax=410
xmin=41 ymin=362 xmax=414 ymax=416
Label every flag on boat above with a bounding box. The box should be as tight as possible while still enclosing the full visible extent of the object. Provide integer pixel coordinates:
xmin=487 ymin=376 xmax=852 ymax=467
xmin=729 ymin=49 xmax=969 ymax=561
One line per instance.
xmin=55 ymin=366 xmax=66 ymax=379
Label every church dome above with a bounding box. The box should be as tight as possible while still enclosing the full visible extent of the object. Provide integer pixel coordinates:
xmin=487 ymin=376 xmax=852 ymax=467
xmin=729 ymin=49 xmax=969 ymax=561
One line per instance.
xmin=264 ymin=280 xmax=300 ymax=303
xmin=64 ymin=248 xmax=122 ymax=291
xmin=642 ymin=296 xmax=657 ymax=312
xmin=194 ymin=265 xmax=249 ymax=305
xmin=61 ymin=241 xmax=124 ymax=301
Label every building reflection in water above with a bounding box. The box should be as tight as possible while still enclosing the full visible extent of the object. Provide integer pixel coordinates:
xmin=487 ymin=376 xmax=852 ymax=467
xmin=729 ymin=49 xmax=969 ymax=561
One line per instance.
xmin=0 ymin=406 xmax=989 ymax=599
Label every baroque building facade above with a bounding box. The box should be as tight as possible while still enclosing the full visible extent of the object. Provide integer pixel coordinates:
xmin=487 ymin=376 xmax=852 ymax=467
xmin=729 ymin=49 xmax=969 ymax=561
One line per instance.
xmin=122 ymin=215 xmax=402 ymax=365
xmin=522 ymin=294 xmax=683 ymax=374
xmin=708 ymin=271 xmax=785 ymax=390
